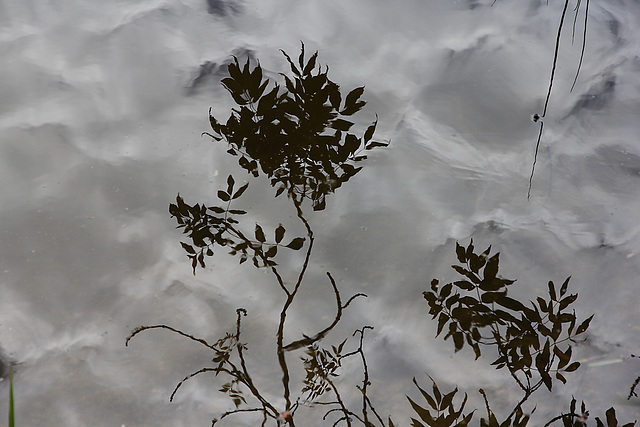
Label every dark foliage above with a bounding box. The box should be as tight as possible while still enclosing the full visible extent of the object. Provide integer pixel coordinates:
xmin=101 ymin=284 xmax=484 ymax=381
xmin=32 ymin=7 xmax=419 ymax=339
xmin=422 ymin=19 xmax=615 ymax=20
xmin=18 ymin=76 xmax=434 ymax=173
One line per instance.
xmin=129 ymin=44 xmax=391 ymax=427
xmin=169 ymin=177 xmax=305 ymax=274
xmin=423 ymin=240 xmax=591 ymax=394
xmin=203 ymin=42 xmax=387 ymax=211
xmin=128 ymin=37 xmax=637 ymax=427
xmin=410 ymin=240 xmax=635 ymax=427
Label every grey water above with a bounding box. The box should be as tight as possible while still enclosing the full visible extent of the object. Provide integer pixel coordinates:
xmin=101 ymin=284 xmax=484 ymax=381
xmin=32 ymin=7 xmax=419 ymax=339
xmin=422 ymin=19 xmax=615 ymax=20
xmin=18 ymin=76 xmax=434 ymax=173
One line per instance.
xmin=1 ymin=0 xmax=640 ymax=425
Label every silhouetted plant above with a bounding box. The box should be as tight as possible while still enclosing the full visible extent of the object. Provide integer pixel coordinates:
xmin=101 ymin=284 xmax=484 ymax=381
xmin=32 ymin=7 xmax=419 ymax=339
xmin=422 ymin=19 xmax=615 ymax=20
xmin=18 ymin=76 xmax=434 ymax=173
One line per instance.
xmin=410 ymin=240 xmax=635 ymax=427
xmin=127 ymin=43 xmax=391 ymax=427
xmin=127 ymin=38 xmax=637 ymax=427
xmin=406 ymin=375 xmax=475 ymax=427
xmin=424 ymin=240 xmax=591 ymax=395
xmin=203 ymin=42 xmax=384 ymax=212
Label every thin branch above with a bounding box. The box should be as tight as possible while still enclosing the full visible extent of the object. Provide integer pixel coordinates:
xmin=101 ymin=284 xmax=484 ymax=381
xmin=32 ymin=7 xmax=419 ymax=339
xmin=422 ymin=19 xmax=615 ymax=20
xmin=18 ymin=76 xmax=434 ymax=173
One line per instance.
xmin=283 ymin=273 xmax=366 ymax=351
xmin=529 ymin=0 xmax=571 ymax=200
xmin=527 ymin=121 xmax=545 ymax=200
xmin=170 ymin=367 xmax=231 ymax=402
xmin=354 ymin=326 xmax=385 ymax=426
xmin=126 ymin=324 xmax=217 ymax=351
xmin=543 ymin=0 xmax=570 ymax=117
xmin=570 ymin=0 xmax=589 ymax=92
xmin=275 ymin=198 xmax=315 ymax=410
xmin=291 ymin=200 xmax=315 ymax=297
xmin=232 ymin=308 xmax=280 ymax=416
xmin=213 ymin=406 xmax=273 ymax=426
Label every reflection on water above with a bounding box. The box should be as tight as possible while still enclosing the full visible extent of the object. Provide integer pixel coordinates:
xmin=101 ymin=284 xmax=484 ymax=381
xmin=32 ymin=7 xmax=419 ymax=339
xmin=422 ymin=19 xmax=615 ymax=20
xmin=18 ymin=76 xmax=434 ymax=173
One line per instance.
xmin=3 ymin=1 xmax=640 ymax=426
xmin=127 ymin=46 xmax=637 ymax=426
xmin=129 ymin=45 xmax=391 ymax=426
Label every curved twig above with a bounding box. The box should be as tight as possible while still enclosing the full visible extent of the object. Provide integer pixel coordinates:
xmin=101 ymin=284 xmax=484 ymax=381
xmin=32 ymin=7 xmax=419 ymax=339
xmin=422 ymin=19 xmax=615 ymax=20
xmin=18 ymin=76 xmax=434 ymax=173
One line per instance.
xmin=125 ymin=324 xmax=216 ymax=351
xmin=570 ymin=0 xmax=589 ymax=92
xmin=283 ymin=273 xmax=367 ymax=351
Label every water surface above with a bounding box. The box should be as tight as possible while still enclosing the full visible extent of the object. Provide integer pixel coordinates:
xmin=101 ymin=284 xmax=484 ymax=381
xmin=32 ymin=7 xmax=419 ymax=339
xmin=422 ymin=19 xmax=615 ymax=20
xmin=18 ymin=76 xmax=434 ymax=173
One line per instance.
xmin=1 ymin=1 xmax=640 ymax=425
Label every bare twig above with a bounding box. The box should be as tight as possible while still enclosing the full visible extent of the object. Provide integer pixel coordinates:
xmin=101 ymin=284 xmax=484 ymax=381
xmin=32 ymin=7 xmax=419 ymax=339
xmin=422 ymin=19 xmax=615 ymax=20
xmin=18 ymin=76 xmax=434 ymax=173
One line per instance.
xmin=528 ymin=0 xmax=571 ymax=200
xmin=126 ymin=324 xmax=217 ymax=351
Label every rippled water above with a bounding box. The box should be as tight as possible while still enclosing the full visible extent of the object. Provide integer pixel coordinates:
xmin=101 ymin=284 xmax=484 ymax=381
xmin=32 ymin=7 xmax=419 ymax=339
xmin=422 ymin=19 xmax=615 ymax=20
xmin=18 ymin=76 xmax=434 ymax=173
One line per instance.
xmin=1 ymin=1 xmax=640 ymax=425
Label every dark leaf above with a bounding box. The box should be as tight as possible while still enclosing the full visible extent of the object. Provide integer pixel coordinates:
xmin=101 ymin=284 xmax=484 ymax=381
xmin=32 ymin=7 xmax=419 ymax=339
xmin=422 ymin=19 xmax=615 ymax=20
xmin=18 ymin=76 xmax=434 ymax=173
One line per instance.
xmin=232 ymin=183 xmax=249 ymax=199
xmin=286 ymin=237 xmax=305 ymax=250
xmin=331 ymin=118 xmax=353 ymax=131
xmin=217 ymin=190 xmax=230 ymax=202
xmin=431 ymin=379 xmax=442 ymax=404
xmin=454 ymin=280 xmax=475 ymax=291
xmin=558 ymin=294 xmax=578 ymax=311
xmin=554 ymin=345 xmax=572 ymax=370
xmin=437 ymin=313 xmax=449 ymax=337
xmin=275 ymin=224 xmax=285 ymax=243
xmin=255 ymin=224 xmax=266 ymax=243
xmin=413 ymin=377 xmax=438 ymax=411
xmin=466 ymin=240 xmax=475 ymax=258
xmin=440 ymin=283 xmax=453 ymax=299
xmin=191 ymin=256 xmax=198 ymax=274
xmin=548 ymin=281 xmax=557 ymax=301
xmin=364 ymin=117 xmax=378 ymax=143
xmin=226 ymin=175 xmax=235 ymax=194
xmin=537 ymin=297 xmax=548 ymax=313
xmin=560 ymin=276 xmax=571 ymax=297
xmin=264 ymin=245 xmax=277 ymax=258
xmin=606 ymin=407 xmax=618 ymax=427
xmin=302 ymin=50 xmax=318 ymax=75
xmin=536 ymin=340 xmax=551 ymax=374
xmin=181 ymin=242 xmax=196 ymax=254
xmin=342 ymin=86 xmax=365 ymax=113
xmin=480 ymin=291 xmax=506 ymax=304
xmin=253 ymin=79 xmax=269 ymax=100
xmin=440 ymin=388 xmax=458 ymax=411
xmin=483 ymin=253 xmax=499 ymax=281
xmin=541 ymin=371 xmax=553 ymax=391
xmin=452 ymin=265 xmax=481 ymax=285
xmin=496 ymin=295 xmax=526 ymax=312
xmin=456 ymin=242 xmax=466 ymax=263
xmin=365 ymin=141 xmax=390 ymax=150
xmin=576 ymin=315 xmax=594 ymax=335
xmin=563 ymin=362 xmax=580 ymax=373
xmin=469 ymin=253 xmax=486 ymax=273
xmin=407 ymin=396 xmax=434 ymax=425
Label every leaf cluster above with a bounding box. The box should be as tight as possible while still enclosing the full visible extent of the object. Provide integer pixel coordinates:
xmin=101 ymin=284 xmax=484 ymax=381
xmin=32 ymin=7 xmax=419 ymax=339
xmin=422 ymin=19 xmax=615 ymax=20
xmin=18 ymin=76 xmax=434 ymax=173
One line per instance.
xmin=407 ymin=376 xmax=474 ymax=427
xmin=300 ymin=339 xmax=347 ymax=402
xmin=547 ymin=397 xmax=635 ymax=427
xmin=408 ymin=375 xmax=536 ymax=427
xmin=204 ymin=42 xmax=388 ymax=211
xmin=169 ymin=175 xmax=305 ymax=274
xmin=423 ymin=240 xmax=593 ymax=393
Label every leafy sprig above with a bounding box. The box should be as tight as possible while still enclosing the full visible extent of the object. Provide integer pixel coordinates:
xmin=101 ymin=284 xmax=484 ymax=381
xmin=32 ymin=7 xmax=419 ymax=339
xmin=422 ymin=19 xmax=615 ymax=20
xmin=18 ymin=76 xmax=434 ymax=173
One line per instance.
xmin=169 ymin=175 xmax=305 ymax=274
xmin=423 ymin=240 xmax=592 ymax=394
xmin=204 ymin=42 xmax=388 ymax=211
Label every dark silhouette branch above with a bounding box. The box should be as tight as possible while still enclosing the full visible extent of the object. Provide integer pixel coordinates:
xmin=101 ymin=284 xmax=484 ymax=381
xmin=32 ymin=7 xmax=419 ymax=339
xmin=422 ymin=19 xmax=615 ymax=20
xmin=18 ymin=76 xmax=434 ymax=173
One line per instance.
xmin=126 ymin=324 xmax=217 ymax=351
